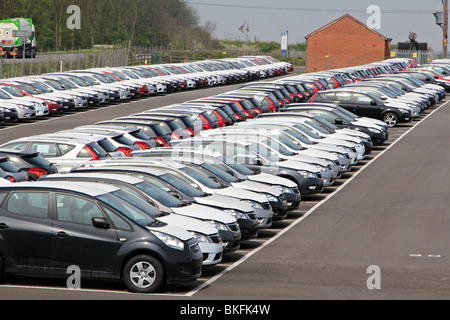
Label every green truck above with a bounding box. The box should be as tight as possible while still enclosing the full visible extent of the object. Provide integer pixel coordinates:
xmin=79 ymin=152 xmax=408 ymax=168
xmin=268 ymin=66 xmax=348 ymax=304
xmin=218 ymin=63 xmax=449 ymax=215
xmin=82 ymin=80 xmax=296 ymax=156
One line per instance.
xmin=0 ymin=18 xmax=36 ymax=58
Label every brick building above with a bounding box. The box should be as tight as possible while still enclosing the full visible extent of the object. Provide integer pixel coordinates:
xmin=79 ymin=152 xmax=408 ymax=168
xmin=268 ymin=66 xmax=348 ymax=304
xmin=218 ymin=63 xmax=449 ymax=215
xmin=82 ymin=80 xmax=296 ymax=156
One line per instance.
xmin=305 ymin=14 xmax=392 ymax=72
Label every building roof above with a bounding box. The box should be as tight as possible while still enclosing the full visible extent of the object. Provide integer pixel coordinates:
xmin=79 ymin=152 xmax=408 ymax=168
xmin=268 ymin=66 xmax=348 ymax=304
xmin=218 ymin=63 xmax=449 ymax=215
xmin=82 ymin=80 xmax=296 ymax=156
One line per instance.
xmin=305 ymin=14 xmax=391 ymax=41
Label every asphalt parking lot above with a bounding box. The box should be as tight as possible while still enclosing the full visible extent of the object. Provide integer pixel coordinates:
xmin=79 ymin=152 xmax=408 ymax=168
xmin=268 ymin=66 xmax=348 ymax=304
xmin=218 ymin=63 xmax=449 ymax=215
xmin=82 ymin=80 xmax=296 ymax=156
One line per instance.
xmin=0 ymin=83 xmax=449 ymax=301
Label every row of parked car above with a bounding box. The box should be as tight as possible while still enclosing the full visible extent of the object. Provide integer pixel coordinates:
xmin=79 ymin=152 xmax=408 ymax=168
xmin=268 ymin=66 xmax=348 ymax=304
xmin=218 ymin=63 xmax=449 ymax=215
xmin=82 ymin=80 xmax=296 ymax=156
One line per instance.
xmin=0 ymin=55 xmax=446 ymax=294
xmin=0 ymin=55 xmax=293 ymax=126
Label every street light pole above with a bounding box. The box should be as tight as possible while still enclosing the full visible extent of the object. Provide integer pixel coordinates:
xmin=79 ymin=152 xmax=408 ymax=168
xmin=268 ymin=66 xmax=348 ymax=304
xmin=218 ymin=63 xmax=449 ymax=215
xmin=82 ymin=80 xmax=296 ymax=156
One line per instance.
xmin=444 ymin=0 xmax=448 ymax=58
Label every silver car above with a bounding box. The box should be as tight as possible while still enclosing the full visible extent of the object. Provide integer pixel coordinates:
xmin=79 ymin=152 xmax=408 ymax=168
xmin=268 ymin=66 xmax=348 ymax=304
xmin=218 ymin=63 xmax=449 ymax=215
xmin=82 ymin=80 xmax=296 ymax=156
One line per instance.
xmin=0 ymin=136 xmax=111 ymax=173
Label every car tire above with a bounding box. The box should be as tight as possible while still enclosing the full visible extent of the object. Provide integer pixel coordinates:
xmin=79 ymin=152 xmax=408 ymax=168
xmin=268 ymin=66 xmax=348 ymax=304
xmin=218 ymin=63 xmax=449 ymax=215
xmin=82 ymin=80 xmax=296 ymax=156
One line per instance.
xmin=383 ymin=112 xmax=398 ymax=127
xmin=123 ymin=254 xmax=164 ymax=293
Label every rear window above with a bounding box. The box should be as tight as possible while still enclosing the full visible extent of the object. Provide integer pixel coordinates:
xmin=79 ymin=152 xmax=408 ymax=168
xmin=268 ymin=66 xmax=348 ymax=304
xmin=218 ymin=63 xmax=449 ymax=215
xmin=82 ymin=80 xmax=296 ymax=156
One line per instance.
xmin=88 ymin=142 xmax=108 ymax=157
xmin=23 ymin=154 xmax=53 ymax=167
xmin=96 ymin=139 xmax=118 ymax=152
xmin=0 ymin=159 xmax=21 ymax=173
xmin=112 ymin=135 xmax=135 ymax=146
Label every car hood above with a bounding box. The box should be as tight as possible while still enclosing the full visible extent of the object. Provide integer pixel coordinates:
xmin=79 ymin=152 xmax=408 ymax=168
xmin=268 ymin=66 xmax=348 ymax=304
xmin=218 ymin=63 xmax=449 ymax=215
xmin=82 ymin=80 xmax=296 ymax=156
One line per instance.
xmin=145 ymin=221 xmax=193 ymax=241
xmin=231 ymin=180 xmax=282 ymax=196
xmin=193 ymin=193 xmax=254 ymax=213
xmin=172 ymin=203 xmax=236 ymax=224
xmin=248 ymin=173 xmax=297 ymax=188
xmin=275 ymin=159 xmax=321 ymax=172
xmin=211 ymin=186 xmax=268 ymax=203
xmin=158 ymin=213 xmax=218 ymax=235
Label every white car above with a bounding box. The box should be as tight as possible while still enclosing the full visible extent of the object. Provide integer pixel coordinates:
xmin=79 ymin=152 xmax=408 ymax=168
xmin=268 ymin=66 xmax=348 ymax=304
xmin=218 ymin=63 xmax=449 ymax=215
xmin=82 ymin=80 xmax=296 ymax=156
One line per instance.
xmin=0 ymin=136 xmax=112 ymax=173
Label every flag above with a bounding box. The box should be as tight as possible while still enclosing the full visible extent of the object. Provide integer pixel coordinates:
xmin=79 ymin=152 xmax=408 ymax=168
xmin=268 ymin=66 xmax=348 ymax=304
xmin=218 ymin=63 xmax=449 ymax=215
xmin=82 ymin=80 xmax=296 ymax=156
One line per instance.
xmin=239 ymin=23 xmax=246 ymax=34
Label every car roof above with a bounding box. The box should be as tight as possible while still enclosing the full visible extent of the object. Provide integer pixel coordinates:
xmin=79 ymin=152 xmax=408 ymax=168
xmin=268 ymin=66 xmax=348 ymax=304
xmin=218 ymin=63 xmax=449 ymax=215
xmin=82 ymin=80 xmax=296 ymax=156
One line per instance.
xmin=42 ymin=172 xmax=144 ymax=184
xmin=74 ymin=165 xmax=167 ymax=176
xmin=0 ymin=181 xmax=120 ymax=196
xmin=0 ymin=148 xmax=39 ymax=156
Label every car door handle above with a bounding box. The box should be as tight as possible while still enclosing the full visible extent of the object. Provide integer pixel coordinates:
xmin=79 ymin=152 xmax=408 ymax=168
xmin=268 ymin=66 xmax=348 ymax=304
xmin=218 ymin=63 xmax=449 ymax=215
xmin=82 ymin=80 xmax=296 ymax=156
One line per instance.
xmin=56 ymin=231 xmax=69 ymax=238
xmin=0 ymin=223 xmax=9 ymax=230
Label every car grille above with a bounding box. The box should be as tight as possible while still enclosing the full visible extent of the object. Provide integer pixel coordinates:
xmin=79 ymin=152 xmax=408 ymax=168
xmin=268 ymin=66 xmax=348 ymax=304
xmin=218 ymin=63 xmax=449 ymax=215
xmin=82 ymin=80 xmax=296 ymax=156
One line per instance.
xmin=262 ymin=202 xmax=271 ymax=210
xmin=227 ymin=222 xmax=239 ymax=232
xmin=209 ymin=235 xmax=222 ymax=244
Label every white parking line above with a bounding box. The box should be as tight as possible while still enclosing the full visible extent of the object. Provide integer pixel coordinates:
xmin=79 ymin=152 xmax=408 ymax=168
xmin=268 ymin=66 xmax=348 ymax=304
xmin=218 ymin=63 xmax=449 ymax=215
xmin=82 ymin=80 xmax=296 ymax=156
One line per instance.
xmin=185 ymin=101 xmax=449 ymax=297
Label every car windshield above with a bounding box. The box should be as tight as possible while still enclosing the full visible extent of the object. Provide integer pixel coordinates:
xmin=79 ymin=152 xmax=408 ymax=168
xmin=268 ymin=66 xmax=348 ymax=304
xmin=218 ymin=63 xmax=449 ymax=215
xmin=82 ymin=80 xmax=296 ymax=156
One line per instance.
xmin=247 ymin=142 xmax=281 ymax=161
xmin=261 ymin=138 xmax=295 ymax=156
xmin=134 ymin=181 xmax=185 ymax=207
xmin=271 ymin=132 xmax=306 ymax=151
xmin=28 ymin=82 xmax=53 ymax=93
xmin=158 ymin=173 xmax=205 ymax=197
xmin=179 ymin=166 xmax=224 ymax=189
xmin=17 ymin=83 xmax=39 ymax=94
xmin=285 ymin=127 xmax=316 ymax=144
xmin=43 ymin=80 xmax=66 ymax=91
xmin=201 ymin=163 xmax=239 ymax=182
xmin=96 ymin=190 xmax=157 ymax=226
xmin=0 ymin=89 xmax=14 ymax=99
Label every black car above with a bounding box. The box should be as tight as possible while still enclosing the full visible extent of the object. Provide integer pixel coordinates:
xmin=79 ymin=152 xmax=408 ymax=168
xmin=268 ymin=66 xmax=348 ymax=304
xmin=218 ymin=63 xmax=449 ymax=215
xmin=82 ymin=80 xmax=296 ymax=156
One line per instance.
xmin=310 ymin=89 xmax=413 ymax=127
xmin=279 ymin=103 xmax=389 ymax=147
xmin=0 ymin=182 xmax=202 ymax=293
xmin=0 ymin=156 xmax=29 ymax=182
xmin=116 ymin=115 xmax=191 ymax=140
xmin=0 ymin=106 xmax=18 ymax=123
xmin=137 ymin=111 xmax=198 ymax=137
xmin=95 ymin=119 xmax=172 ymax=147
xmin=0 ymin=148 xmax=58 ymax=181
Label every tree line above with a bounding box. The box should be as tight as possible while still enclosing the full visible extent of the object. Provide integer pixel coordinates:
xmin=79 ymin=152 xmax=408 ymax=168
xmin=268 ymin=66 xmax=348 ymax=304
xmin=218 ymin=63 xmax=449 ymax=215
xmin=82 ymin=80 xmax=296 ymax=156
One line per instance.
xmin=0 ymin=0 xmax=215 ymax=51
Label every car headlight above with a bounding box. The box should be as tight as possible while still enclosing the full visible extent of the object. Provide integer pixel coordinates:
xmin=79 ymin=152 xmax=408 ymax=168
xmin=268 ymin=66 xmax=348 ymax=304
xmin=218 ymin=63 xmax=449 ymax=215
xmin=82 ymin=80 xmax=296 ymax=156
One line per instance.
xmin=332 ymin=152 xmax=346 ymax=159
xmin=189 ymin=231 xmax=212 ymax=243
xmin=399 ymin=108 xmax=410 ymax=114
xmin=368 ymin=128 xmax=381 ymax=134
xmin=272 ymin=185 xmax=292 ymax=193
xmin=208 ymin=220 xmax=228 ymax=231
xmin=298 ymin=170 xmax=316 ymax=179
xmin=240 ymin=199 xmax=264 ymax=210
xmin=150 ymin=230 xmax=185 ymax=251
xmin=223 ymin=209 xmax=247 ymax=219
xmin=315 ymin=165 xmax=328 ymax=172
xmin=261 ymin=193 xmax=278 ymax=202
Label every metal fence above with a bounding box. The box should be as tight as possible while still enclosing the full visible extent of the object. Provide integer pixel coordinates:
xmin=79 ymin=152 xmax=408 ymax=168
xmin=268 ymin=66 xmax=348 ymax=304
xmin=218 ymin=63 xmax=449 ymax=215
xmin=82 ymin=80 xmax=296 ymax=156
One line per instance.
xmin=390 ymin=49 xmax=443 ymax=64
xmin=0 ymin=42 xmax=131 ymax=79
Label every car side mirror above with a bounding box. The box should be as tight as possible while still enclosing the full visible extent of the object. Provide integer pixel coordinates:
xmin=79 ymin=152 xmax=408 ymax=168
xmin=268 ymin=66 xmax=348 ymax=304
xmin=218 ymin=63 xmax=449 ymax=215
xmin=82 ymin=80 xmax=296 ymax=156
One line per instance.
xmin=92 ymin=217 xmax=110 ymax=229
xmin=168 ymin=191 xmax=182 ymax=199
xmin=335 ymin=118 xmax=343 ymax=125
xmin=370 ymin=100 xmax=377 ymax=106
xmin=252 ymin=157 xmax=263 ymax=166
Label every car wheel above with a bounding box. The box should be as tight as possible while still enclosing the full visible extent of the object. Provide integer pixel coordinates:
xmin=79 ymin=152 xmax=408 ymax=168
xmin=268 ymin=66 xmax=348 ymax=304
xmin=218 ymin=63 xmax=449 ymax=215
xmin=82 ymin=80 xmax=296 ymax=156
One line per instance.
xmin=123 ymin=254 xmax=164 ymax=293
xmin=383 ymin=112 xmax=398 ymax=127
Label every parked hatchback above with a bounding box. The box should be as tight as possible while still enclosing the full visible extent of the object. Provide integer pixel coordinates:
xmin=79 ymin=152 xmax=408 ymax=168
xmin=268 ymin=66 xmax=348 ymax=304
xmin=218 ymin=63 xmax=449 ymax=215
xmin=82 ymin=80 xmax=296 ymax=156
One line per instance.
xmin=0 ymin=136 xmax=111 ymax=173
xmin=0 ymin=148 xmax=58 ymax=181
xmin=0 ymin=181 xmax=202 ymax=293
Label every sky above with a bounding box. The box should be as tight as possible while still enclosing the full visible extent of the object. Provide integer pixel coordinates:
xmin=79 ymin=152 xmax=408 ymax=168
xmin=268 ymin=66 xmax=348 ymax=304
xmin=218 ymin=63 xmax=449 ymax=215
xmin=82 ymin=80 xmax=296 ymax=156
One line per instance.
xmin=187 ymin=0 xmax=446 ymax=51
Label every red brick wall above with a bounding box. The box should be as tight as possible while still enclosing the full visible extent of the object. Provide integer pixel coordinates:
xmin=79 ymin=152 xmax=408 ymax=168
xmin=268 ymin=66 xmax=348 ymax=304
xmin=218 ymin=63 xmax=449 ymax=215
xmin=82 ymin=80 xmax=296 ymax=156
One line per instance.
xmin=306 ymin=16 xmax=391 ymax=72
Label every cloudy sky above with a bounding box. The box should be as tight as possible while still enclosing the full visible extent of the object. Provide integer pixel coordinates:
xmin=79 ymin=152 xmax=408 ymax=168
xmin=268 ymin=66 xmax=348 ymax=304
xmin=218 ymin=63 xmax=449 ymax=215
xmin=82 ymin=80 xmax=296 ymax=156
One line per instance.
xmin=187 ymin=0 xmax=445 ymax=51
